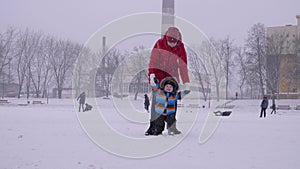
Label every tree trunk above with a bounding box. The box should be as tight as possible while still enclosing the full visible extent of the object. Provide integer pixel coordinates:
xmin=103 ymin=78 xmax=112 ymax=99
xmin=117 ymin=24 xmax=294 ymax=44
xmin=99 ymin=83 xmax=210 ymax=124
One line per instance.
xmin=58 ymin=87 xmax=62 ymax=99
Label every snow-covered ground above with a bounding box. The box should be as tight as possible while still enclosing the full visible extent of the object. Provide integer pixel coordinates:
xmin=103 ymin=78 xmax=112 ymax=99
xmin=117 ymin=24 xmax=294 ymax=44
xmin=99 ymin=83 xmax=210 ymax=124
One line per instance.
xmin=1 ymin=97 xmax=300 ymax=169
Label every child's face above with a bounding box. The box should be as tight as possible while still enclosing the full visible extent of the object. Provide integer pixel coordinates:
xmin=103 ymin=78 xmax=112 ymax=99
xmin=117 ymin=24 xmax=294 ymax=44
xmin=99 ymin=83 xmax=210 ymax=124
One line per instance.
xmin=164 ymin=84 xmax=174 ymax=92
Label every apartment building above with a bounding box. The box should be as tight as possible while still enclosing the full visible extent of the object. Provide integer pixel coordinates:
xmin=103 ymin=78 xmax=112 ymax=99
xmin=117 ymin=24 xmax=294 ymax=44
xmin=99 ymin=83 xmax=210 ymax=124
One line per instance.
xmin=266 ymin=15 xmax=300 ymax=98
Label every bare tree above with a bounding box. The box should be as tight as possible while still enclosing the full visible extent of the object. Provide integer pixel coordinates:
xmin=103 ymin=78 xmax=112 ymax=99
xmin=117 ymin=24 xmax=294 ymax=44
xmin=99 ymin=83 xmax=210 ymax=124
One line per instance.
xmin=11 ymin=28 xmax=43 ymax=99
xmin=15 ymin=29 xmax=32 ymax=98
xmin=50 ymin=39 xmax=78 ymax=98
xmin=30 ymin=34 xmax=56 ymax=98
xmin=40 ymin=36 xmax=56 ymax=98
xmin=1 ymin=27 xmax=90 ymax=99
xmin=24 ymin=30 xmax=43 ymax=98
xmin=213 ymin=37 xmax=235 ymax=99
xmin=131 ymin=46 xmax=149 ymax=100
xmin=73 ymin=46 xmax=93 ymax=97
xmin=199 ymin=39 xmax=224 ymax=101
xmin=245 ymin=23 xmax=267 ymax=97
xmin=0 ymin=28 xmax=16 ymax=98
xmin=236 ymin=47 xmax=247 ymax=99
xmin=97 ymin=48 xmax=122 ymax=98
xmin=0 ymin=28 xmax=16 ymax=78
xmin=188 ymin=45 xmax=210 ymax=101
xmin=110 ymin=50 xmax=132 ymax=99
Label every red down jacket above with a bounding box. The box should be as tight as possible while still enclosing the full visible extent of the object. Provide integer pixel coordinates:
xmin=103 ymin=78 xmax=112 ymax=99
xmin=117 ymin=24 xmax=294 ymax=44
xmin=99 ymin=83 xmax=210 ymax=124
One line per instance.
xmin=148 ymin=27 xmax=190 ymax=84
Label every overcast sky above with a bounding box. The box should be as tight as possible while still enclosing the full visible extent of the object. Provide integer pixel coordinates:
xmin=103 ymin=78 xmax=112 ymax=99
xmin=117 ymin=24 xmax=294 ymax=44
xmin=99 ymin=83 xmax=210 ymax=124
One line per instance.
xmin=0 ymin=0 xmax=299 ymax=45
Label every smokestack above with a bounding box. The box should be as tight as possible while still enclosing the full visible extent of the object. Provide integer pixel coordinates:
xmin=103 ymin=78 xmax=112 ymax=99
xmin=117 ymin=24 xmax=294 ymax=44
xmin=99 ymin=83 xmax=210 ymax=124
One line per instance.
xmin=102 ymin=36 xmax=106 ymax=55
xmin=296 ymin=15 xmax=300 ymax=35
xmin=161 ymin=0 xmax=175 ymax=35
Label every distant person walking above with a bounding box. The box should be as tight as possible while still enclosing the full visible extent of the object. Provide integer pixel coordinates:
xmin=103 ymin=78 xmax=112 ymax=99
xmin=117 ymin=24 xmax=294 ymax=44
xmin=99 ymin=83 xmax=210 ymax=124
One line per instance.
xmin=144 ymin=94 xmax=150 ymax=113
xmin=77 ymin=92 xmax=86 ymax=112
xmin=260 ymin=96 xmax=268 ymax=118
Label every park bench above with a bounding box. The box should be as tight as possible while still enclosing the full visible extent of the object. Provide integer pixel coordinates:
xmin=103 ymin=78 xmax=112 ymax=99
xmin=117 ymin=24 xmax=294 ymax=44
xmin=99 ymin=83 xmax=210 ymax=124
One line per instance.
xmin=187 ymin=104 xmax=201 ymax=108
xmin=32 ymin=100 xmax=44 ymax=104
xmin=0 ymin=99 xmax=10 ymax=104
xmin=276 ymin=105 xmax=291 ymax=110
xmin=216 ymin=105 xmax=235 ymax=109
xmin=18 ymin=103 xmax=28 ymax=106
xmin=177 ymin=103 xmax=184 ymax=107
xmin=295 ymin=105 xmax=300 ymax=110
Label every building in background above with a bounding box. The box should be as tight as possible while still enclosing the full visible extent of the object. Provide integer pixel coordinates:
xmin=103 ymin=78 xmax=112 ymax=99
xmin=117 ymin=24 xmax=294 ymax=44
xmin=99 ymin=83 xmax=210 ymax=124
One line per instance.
xmin=266 ymin=15 xmax=300 ymax=99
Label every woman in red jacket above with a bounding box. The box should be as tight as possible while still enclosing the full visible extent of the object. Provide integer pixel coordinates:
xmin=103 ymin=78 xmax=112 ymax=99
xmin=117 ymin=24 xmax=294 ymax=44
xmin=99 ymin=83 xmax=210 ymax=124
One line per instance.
xmin=145 ymin=27 xmax=190 ymax=135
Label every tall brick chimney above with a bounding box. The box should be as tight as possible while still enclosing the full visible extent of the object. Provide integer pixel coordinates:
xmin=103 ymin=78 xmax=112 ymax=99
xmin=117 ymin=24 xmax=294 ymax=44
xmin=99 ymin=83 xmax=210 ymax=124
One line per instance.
xmin=296 ymin=15 xmax=300 ymax=35
xmin=161 ymin=0 xmax=175 ymax=35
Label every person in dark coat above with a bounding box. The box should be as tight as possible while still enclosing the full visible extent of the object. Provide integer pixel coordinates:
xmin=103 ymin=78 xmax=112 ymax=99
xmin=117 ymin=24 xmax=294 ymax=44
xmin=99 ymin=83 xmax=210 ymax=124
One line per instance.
xmin=145 ymin=27 xmax=190 ymax=136
xmin=260 ymin=96 xmax=269 ymax=118
xmin=144 ymin=94 xmax=150 ymax=112
xmin=77 ymin=92 xmax=86 ymax=112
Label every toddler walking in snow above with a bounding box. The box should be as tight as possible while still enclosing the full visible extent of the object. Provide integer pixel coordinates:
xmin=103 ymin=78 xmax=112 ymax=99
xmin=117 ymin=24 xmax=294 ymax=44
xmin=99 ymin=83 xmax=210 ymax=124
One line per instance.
xmin=150 ymin=76 xmax=190 ymax=135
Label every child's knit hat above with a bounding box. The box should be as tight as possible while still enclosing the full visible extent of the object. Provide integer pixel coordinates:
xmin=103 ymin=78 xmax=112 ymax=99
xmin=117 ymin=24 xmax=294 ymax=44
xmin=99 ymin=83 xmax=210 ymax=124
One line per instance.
xmin=160 ymin=77 xmax=179 ymax=92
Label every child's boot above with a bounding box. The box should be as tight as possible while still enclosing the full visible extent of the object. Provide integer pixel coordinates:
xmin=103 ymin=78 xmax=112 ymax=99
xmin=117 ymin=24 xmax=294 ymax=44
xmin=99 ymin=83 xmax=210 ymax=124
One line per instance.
xmin=168 ymin=122 xmax=181 ymax=135
xmin=145 ymin=121 xmax=155 ymax=136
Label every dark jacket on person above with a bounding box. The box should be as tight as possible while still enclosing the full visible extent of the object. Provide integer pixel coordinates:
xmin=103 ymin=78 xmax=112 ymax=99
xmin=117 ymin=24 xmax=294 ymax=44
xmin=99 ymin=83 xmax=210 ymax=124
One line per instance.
xmin=77 ymin=92 xmax=86 ymax=104
xmin=144 ymin=94 xmax=150 ymax=109
xmin=261 ymin=98 xmax=269 ymax=109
